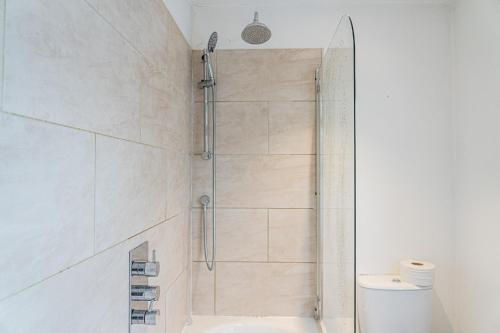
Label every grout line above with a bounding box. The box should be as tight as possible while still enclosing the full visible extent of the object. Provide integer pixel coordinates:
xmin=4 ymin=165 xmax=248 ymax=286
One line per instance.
xmin=192 ymin=207 xmax=317 ymax=210
xmin=165 ymin=263 xmax=187 ymax=294
xmin=192 ymin=260 xmax=317 ymax=264
xmin=0 ymin=215 xmax=179 ymax=303
xmin=191 ymin=207 xmax=316 ymax=210
xmin=0 ymin=110 xmax=166 ymax=150
xmin=194 ymin=100 xmax=317 ymax=104
xmin=193 ymin=153 xmax=316 ymax=157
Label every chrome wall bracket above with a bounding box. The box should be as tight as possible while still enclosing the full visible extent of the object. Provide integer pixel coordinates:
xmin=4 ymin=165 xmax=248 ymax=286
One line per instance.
xmin=313 ymin=296 xmax=322 ymax=320
xmin=197 ymin=79 xmax=215 ymax=89
xmin=129 ymin=241 xmax=160 ymax=331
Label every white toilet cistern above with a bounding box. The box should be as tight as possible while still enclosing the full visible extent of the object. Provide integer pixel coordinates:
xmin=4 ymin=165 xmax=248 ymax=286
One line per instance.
xmin=357 ymin=259 xmax=435 ymax=333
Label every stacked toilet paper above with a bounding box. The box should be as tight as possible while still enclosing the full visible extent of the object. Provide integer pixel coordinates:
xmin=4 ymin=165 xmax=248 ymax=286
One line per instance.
xmin=400 ymin=260 xmax=435 ymax=287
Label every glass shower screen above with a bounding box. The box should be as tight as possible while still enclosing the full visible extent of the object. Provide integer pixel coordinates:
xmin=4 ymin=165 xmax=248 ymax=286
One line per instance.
xmin=316 ymin=15 xmax=356 ymax=333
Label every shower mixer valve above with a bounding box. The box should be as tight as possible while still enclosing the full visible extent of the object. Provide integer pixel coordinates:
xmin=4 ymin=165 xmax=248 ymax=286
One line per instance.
xmin=129 ymin=242 xmax=160 ymax=330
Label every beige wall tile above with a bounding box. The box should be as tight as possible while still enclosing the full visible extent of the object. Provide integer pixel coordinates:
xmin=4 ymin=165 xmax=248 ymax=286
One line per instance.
xmin=165 ymin=11 xmax=192 ymax=153
xmin=167 ymin=148 xmax=191 ymax=219
xmin=216 ymin=49 xmax=321 ymax=102
xmin=139 ymin=70 xmax=170 ymax=147
xmin=165 ymin=270 xmax=188 ymax=333
xmin=166 ymin=10 xmax=191 ymax=86
xmin=194 ymin=102 xmax=269 ymax=155
xmin=269 ymin=102 xmax=316 ymax=154
xmin=216 ymin=262 xmax=315 ymax=316
xmin=217 ymin=102 xmax=269 ymax=154
xmin=0 ymin=234 xmax=130 ymax=333
xmin=84 ymin=0 xmax=169 ymax=70
xmin=192 ymin=262 xmax=215 ymax=315
xmin=95 ymin=135 xmax=167 ymax=252
xmin=216 ymin=209 xmax=268 ymax=261
xmin=4 ymin=0 xmax=151 ymax=142
xmin=269 ymin=209 xmax=316 ymax=263
xmin=0 ymin=113 xmax=94 ymax=300
xmin=0 ymin=219 xmax=183 ymax=333
xmin=192 ymin=208 xmax=267 ymax=262
xmin=191 ymin=49 xmax=319 ymax=317
xmin=192 ymin=49 xmax=321 ymax=316
xmin=217 ymin=155 xmax=315 ymax=208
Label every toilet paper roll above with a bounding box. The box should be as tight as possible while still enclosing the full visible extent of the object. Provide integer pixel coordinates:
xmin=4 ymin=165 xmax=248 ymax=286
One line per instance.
xmin=400 ymin=260 xmax=435 ymax=287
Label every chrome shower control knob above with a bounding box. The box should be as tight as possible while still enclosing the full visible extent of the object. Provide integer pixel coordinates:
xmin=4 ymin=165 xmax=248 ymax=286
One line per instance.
xmin=144 ymin=310 xmax=159 ymax=325
xmin=130 ymin=285 xmax=160 ymax=301
xmin=131 ymin=260 xmax=160 ymax=277
xmin=131 ymin=309 xmax=159 ymax=325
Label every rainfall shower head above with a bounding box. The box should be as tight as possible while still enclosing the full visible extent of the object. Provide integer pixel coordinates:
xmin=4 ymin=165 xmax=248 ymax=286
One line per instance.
xmin=207 ymin=32 xmax=218 ymax=52
xmin=241 ymin=12 xmax=271 ymax=45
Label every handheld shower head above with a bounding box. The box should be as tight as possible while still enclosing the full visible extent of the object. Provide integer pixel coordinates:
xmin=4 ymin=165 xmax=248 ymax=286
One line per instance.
xmin=207 ymin=32 xmax=218 ymax=52
xmin=241 ymin=12 xmax=272 ymax=45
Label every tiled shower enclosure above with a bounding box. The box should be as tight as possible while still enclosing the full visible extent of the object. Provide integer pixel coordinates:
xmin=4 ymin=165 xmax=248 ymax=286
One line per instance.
xmin=191 ymin=49 xmax=322 ymax=316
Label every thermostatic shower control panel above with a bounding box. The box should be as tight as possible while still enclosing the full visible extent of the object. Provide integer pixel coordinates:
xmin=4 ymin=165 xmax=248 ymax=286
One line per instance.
xmin=129 ymin=241 xmax=160 ymax=332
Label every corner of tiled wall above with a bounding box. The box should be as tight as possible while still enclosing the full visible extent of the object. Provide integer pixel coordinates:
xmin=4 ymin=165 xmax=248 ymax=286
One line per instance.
xmin=0 ymin=1 xmax=192 ymax=332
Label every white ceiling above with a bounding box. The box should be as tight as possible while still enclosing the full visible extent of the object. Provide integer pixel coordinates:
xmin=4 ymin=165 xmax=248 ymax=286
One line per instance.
xmin=191 ymin=0 xmax=453 ymax=6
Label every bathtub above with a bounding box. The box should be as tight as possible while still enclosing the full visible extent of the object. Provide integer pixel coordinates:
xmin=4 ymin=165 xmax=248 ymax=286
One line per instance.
xmin=184 ymin=316 xmax=321 ymax=333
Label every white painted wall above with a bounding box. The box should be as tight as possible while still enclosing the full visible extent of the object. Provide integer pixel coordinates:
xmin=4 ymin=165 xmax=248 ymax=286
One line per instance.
xmin=192 ymin=0 xmax=500 ymax=330
xmin=353 ymin=6 xmax=454 ymax=333
xmin=193 ymin=3 xmax=455 ymax=331
xmin=452 ymin=0 xmax=500 ymax=331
